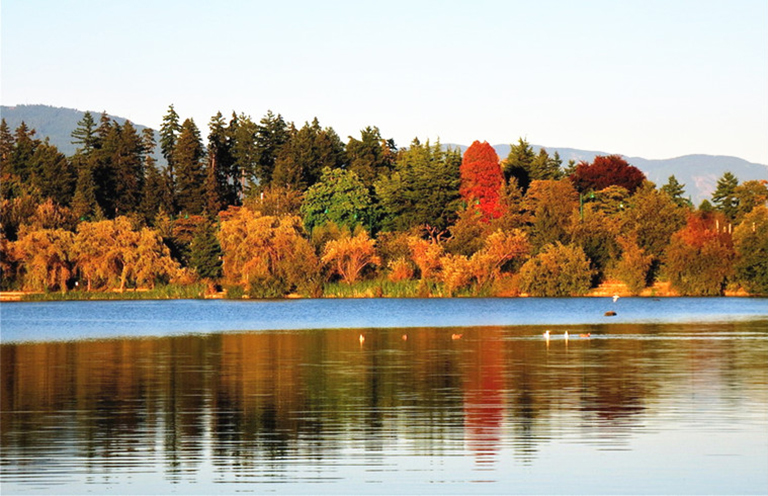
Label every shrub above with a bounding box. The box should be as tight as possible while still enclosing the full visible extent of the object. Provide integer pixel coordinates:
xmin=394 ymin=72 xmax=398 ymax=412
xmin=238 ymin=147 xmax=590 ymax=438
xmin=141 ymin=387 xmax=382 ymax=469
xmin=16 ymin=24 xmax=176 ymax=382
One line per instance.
xmin=518 ymin=243 xmax=594 ymax=297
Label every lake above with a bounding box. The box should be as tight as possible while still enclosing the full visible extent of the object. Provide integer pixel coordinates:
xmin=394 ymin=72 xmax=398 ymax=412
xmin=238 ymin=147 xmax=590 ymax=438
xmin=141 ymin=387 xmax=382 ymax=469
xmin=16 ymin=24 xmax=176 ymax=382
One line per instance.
xmin=1 ymin=297 xmax=767 ymax=494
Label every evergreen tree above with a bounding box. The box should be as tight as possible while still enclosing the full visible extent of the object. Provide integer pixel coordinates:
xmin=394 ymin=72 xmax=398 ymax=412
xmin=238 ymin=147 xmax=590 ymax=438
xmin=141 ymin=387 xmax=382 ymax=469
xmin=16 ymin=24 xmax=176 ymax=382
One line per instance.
xmin=529 ymin=148 xmax=563 ymax=181
xmin=174 ymin=118 xmax=206 ymax=215
xmin=159 ymin=104 xmax=181 ymax=209
xmin=30 ymin=141 xmax=75 ymax=206
xmin=70 ymin=111 xmax=98 ymax=154
xmin=272 ymin=118 xmax=345 ymax=190
xmin=375 ymin=139 xmax=462 ymax=233
xmin=230 ymin=113 xmax=259 ymax=196
xmin=91 ymin=116 xmax=118 ymax=216
xmin=189 ymin=221 xmax=222 ymax=280
xmin=71 ymin=162 xmax=102 ymax=221
xmin=711 ymin=171 xmax=740 ymax=221
xmin=10 ymin=122 xmax=39 ymax=180
xmin=254 ymin=110 xmax=290 ymax=186
xmin=0 ymin=119 xmax=14 ymax=168
xmin=504 ymin=138 xmax=536 ymax=192
xmin=206 ymin=112 xmax=235 ymax=212
xmin=661 ymin=175 xmax=690 ymax=207
xmin=346 ymin=126 xmax=396 ymax=189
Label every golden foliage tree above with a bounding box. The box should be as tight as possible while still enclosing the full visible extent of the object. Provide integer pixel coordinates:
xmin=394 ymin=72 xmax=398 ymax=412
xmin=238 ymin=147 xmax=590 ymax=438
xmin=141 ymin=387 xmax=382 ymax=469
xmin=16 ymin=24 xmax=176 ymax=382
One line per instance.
xmin=469 ymin=229 xmax=530 ymax=286
xmin=664 ymin=212 xmax=734 ymax=296
xmin=218 ymin=207 xmax=320 ymax=296
xmin=439 ymin=253 xmax=473 ymax=295
xmin=12 ymin=226 xmax=74 ymax=293
xmin=518 ymin=242 xmax=594 ymax=297
xmin=612 ymin=235 xmax=653 ymax=295
xmin=74 ymin=216 xmax=180 ymax=292
xmin=321 ymin=229 xmax=380 ymax=284
xmin=407 ymin=236 xmax=444 ymax=281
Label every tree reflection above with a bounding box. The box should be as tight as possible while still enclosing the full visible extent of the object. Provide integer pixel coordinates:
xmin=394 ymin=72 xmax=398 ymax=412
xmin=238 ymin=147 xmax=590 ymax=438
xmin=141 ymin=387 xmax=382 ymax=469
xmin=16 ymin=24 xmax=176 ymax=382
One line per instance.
xmin=2 ymin=321 xmax=766 ymax=482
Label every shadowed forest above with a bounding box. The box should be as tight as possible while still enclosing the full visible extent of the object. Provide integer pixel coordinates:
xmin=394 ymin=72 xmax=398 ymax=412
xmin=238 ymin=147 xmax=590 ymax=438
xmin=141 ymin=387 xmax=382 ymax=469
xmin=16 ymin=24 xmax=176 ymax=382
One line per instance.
xmin=1 ymin=106 xmax=767 ymax=298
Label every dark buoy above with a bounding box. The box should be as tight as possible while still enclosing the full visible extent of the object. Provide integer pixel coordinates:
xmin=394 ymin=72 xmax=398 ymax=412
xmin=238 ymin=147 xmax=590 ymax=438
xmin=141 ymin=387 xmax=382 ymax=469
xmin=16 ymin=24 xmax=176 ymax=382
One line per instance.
xmin=604 ymin=311 xmax=617 ymax=317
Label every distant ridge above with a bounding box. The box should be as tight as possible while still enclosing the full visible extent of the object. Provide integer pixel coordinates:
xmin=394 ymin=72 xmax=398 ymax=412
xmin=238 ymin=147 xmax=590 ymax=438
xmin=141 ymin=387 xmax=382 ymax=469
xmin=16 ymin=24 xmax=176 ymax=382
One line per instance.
xmin=2 ymin=104 xmax=766 ymax=205
xmin=0 ymin=104 xmax=157 ymax=157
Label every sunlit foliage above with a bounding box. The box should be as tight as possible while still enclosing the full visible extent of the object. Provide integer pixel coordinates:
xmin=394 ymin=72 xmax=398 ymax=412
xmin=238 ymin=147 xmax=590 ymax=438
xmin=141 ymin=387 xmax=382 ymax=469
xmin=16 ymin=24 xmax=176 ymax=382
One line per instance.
xmin=321 ymin=229 xmax=380 ymax=284
xmin=518 ymin=243 xmax=594 ymax=297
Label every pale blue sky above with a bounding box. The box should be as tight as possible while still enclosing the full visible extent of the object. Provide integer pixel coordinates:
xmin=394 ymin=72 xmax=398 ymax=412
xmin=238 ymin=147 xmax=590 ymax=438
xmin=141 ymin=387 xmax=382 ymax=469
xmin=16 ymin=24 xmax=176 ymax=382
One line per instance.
xmin=2 ymin=0 xmax=767 ymax=163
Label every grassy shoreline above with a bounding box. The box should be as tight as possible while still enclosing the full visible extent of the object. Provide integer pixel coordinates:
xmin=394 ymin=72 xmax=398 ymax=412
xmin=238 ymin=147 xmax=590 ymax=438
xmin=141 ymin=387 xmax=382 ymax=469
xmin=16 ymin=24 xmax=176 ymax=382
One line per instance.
xmin=0 ymin=279 xmax=757 ymax=302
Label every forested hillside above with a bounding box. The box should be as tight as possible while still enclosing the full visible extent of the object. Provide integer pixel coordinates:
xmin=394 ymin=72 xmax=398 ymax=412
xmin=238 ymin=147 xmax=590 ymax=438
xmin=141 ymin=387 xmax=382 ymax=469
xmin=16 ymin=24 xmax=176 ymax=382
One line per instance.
xmin=2 ymin=105 xmax=767 ymax=298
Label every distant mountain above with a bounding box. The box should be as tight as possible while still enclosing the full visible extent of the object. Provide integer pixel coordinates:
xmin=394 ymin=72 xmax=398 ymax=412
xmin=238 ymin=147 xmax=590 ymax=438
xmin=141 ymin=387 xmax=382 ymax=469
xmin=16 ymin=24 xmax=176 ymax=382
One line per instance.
xmin=448 ymin=143 xmax=768 ymax=205
xmin=0 ymin=104 xmax=158 ymax=158
xmin=2 ymin=105 xmax=766 ymax=205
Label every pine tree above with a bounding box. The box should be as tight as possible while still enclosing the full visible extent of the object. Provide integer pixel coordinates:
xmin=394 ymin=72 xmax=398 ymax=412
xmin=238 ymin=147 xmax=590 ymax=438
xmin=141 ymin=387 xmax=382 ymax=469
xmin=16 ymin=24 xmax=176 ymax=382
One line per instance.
xmin=504 ymin=138 xmax=536 ymax=192
xmin=661 ymin=175 xmax=689 ymax=207
xmin=711 ymin=171 xmax=739 ymax=220
xmin=272 ymin=118 xmax=345 ymax=190
xmin=0 ymin=119 xmax=16 ymax=171
xmin=189 ymin=221 xmax=222 ymax=280
xmin=174 ymin=118 xmax=206 ymax=215
xmin=159 ymin=104 xmax=181 ymax=209
xmin=31 ymin=142 xmax=75 ymax=206
xmin=346 ymin=126 xmax=396 ymax=189
xmin=71 ymin=111 xmax=98 ymax=154
xmin=230 ymin=113 xmax=259 ymax=196
xmin=254 ymin=110 xmax=290 ymax=186
xmin=206 ymin=112 xmax=235 ymax=211
xmin=10 ymin=122 xmax=39 ymax=180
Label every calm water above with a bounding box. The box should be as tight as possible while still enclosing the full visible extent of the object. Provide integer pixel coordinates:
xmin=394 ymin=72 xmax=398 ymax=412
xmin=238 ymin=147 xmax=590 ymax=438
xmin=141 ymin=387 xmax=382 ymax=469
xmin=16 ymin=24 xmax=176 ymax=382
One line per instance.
xmin=1 ymin=298 xmax=767 ymax=494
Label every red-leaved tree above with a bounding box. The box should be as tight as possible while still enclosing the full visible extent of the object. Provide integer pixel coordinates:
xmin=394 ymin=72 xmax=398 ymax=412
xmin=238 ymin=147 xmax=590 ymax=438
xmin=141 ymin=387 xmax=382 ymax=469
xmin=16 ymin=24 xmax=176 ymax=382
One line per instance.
xmin=460 ymin=141 xmax=504 ymax=221
xmin=569 ymin=155 xmax=645 ymax=194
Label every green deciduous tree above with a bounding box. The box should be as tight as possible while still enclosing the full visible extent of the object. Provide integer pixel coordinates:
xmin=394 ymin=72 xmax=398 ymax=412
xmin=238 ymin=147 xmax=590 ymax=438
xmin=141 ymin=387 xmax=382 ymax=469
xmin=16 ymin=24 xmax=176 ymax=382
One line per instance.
xmin=732 ymin=205 xmax=768 ymax=295
xmin=301 ymin=167 xmax=372 ymax=232
xmin=620 ymin=182 xmax=687 ymax=262
xmin=733 ymin=180 xmax=768 ymax=223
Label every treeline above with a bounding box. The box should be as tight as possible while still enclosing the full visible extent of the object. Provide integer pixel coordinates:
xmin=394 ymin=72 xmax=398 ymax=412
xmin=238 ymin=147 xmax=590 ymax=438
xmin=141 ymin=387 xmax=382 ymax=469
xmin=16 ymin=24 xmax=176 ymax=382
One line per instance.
xmin=1 ymin=106 xmax=767 ymax=297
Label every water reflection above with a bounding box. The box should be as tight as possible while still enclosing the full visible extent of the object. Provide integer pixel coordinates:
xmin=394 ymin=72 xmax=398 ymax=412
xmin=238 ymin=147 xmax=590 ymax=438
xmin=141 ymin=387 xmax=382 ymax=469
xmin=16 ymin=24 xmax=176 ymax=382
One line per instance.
xmin=2 ymin=322 xmax=767 ymax=493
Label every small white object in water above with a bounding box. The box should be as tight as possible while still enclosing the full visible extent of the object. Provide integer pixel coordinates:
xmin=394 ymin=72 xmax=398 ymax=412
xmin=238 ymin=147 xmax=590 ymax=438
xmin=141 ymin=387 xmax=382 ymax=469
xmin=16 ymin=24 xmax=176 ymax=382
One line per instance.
xmin=613 ymin=294 xmax=620 ymax=303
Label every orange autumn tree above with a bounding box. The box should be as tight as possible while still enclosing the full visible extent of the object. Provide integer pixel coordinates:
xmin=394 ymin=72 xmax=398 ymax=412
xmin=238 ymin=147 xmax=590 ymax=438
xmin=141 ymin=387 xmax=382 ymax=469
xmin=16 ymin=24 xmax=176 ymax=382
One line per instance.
xmin=12 ymin=226 xmax=75 ymax=293
xmin=321 ymin=229 xmax=380 ymax=284
xmin=73 ymin=217 xmax=180 ymax=292
xmin=217 ymin=207 xmax=320 ymax=296
xmin=459 ymin=141 xmax=504 ymax=221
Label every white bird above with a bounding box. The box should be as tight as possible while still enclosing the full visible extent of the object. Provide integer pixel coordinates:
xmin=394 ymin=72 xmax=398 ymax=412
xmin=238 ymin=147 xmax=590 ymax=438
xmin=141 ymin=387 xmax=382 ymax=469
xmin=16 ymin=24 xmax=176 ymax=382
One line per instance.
xmin=543 ymin=330 xmax=550 ymax=339
xmin=359 ymin=334 xmax=365 ymax=345
xmin=612 ymin=294 xmax=620 ymax=303
xmin=564 ymin=331 xmax=569 ymax=341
